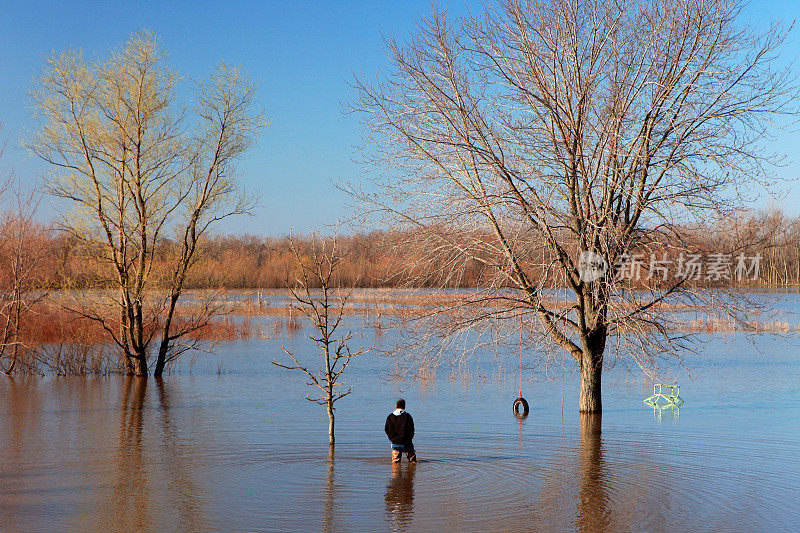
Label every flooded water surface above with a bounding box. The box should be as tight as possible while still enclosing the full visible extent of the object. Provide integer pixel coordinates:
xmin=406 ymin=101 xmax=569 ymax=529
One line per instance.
xmin=1 ymin=308 xmax=800 ymax=531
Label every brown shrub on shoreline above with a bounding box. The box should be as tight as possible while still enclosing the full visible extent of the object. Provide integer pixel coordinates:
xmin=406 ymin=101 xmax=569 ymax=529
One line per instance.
xmin=2 ymin=301 xmax=255 ymax=375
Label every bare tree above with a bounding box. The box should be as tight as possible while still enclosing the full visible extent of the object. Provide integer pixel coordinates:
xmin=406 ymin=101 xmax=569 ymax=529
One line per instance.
xmin=0 ymin=125 xmax=49 ymax=374
xmin=350 ymin=0 xmax=796 ymax=411
xmin=28 ymin=31 xmax=266 ymax=376
xmin=272 ymin=236 xmax=368 ymax=444
xmin=0 ymin=185 xmax=49 ymax=374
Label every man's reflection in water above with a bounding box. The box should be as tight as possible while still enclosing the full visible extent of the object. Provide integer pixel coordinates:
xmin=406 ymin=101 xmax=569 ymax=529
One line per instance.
xmin=576 ymin=413 xmax=611 ymax=533
xmin=384 ymin=462 xmax=416 ymax=531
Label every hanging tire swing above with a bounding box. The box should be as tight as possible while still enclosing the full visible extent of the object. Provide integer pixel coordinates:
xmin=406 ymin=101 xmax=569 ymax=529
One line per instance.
xmin=514 ymin=314 xmax=529 ymax=418
xmin=513 ymin=396 xmax=529 ymax=417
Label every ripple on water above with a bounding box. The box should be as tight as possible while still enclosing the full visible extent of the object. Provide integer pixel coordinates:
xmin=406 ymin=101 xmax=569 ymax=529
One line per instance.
xmin=2 ymin=329 xmax=800 ymax=531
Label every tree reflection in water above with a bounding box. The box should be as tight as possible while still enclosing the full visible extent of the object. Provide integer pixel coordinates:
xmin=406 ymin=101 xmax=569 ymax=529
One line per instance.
xmin=322 ymin=445 xmax=339 ymax=533
xmin=0 ymin=376 xmax=43 ymax=529
xmin=100 ymin=378 xmax=208 ymax=531
xmin=576 ymin=413 xmax=612 ymax=532
xmin=154 ymin=378 xmax=207 ymax=531
xmin=106 ymin=377 xmax=151 ymax=531
xmin=384 ymin=462 xmax=416 ymax=531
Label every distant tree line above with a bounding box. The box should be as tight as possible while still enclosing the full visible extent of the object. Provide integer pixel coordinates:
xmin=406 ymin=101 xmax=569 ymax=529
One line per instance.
xmin=4 ymin=208 xmax=800 ymax=292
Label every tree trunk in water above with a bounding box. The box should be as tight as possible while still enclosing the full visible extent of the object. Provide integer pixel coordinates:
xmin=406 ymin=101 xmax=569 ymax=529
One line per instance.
xmin=154 ymin=341 xmax=169 ymax=377
xmin=154 ymin=293 xmax=180 ymax=378
xmin=579 ymin=352 xmax=602 ymax=413
xmin=132 ymin=351 xmax=148 ymax=377
xmin=327 ymin=402 xmax=335 ymax=445
xmin=579 ymin=326 xmax=605 ymax=413
xmin=154 ymin=358 xmax=165 ymax=377
xmin=123 ymin=354 xmax=136 ymax=375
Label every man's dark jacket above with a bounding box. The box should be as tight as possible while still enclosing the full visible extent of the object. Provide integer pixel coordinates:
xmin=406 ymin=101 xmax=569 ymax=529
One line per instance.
xmin=385 ymin=410 xmax=415 ymax=445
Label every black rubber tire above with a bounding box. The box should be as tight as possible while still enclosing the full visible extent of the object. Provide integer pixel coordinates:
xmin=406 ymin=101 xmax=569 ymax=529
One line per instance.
xmin=513 ymin=396 xmax=529 ymax=416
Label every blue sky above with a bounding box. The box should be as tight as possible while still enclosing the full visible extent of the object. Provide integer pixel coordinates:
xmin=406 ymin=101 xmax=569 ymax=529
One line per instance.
xmin=0 ymin=0 xmax=798 ymax=235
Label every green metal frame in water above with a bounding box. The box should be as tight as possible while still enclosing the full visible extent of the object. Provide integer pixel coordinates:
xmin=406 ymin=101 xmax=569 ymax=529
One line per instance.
xmin=644 ymin=383 xmax=684 ymax=409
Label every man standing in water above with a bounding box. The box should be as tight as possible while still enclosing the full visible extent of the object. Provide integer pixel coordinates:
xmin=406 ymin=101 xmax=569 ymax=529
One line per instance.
xmin=385 ymin=399 xmax=417 ymax=463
